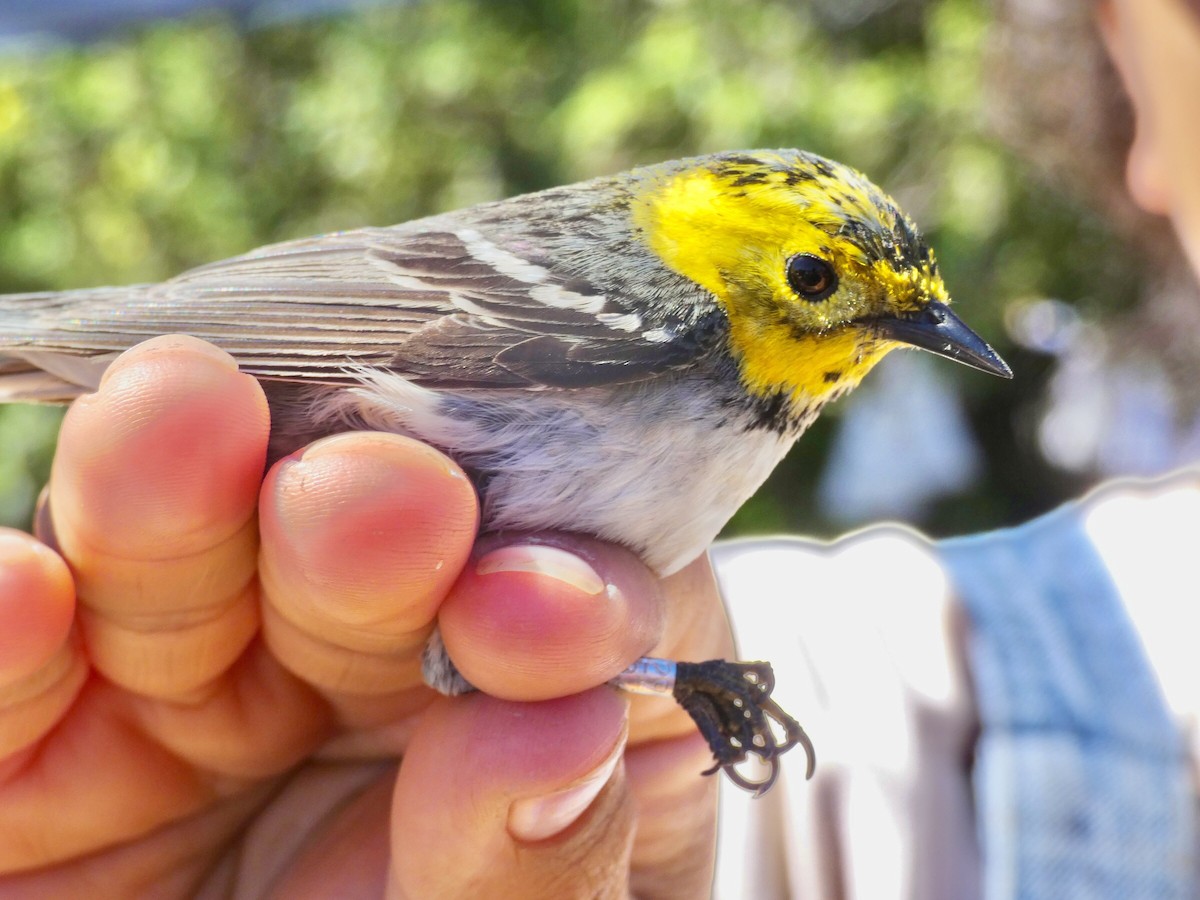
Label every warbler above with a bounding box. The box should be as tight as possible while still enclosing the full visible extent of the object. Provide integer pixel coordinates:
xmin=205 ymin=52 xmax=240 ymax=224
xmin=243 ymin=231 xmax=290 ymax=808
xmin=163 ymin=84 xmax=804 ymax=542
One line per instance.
xmin=0 ymin=149 xmax=1010 ymax=791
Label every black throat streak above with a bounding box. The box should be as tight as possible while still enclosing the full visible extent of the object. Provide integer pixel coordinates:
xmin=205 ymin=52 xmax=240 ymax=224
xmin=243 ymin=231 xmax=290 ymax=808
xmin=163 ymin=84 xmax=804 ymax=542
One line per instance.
xmin=706 ymin=350 xmax=820 ymax=437
xmin=736 ymin=386 xmax=821 ymax=437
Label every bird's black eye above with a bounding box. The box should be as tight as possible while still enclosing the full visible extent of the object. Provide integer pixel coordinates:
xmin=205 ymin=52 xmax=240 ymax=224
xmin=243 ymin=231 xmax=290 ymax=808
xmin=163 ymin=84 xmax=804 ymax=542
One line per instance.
xmin=786 ymin=254 xmax=837 ymax=302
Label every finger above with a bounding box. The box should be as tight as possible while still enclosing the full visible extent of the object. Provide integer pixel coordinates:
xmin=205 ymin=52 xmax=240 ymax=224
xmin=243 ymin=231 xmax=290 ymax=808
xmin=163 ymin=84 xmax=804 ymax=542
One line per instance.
xmin=619 ymin=559 xmax=727 ymax=896
xmin=625 ymin=732 xmax=720 ymax=898
xmin=48 ymin=335 xmax=268 ymax=699
xmin=439 ymin=541 xmax=726 ymax=894
xmin=1 ymin=338 xmax=330 ymax=871
xmin=438 ymin=537 xmax=666 ymax=701
xmin=0 ymin=530 xmax=85 ymax=762
xmin=628 ymin=553 xmax=737 ymax=743
xmin=213 ymin=763 xmax=395 ymax=899
xmin=440 ymin=544 xmax=730 ymax=743
xmin=654 ymin=553 xmax=736 ymax=665
xmin=258 ymin=432 xmax=477 ymax=722
xmin=389 ymin=688 xmax=634 ymax=900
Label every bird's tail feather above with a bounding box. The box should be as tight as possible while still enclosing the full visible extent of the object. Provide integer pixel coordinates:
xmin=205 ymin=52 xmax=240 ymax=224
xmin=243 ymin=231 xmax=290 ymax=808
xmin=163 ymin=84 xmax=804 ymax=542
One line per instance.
xmin=0 ymin=288 xmax=136 ymax=403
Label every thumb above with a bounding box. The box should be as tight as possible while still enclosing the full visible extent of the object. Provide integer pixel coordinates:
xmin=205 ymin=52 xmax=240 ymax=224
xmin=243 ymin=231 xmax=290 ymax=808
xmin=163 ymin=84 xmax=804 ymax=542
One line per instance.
xmin=389 ymin=688 xmax=634 ymax=899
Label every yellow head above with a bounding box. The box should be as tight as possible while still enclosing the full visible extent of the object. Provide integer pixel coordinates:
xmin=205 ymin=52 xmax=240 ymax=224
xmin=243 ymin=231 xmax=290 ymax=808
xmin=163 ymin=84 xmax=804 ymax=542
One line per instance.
xmin=632 ymin=150 xmax=1009 ymax=408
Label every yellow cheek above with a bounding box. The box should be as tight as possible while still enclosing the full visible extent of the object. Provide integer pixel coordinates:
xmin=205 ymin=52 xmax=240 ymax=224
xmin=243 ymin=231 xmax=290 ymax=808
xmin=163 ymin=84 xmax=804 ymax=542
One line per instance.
xmin=633 ymin=168 xmax=832 ymax=300
xmin=729 ymin=318 xmax=896 ymax=403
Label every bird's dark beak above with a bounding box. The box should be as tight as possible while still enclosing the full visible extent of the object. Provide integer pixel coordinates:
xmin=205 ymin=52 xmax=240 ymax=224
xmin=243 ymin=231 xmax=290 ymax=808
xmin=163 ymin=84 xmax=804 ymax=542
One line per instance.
xmin=875 ymin=300 xmax=1012 ymax=379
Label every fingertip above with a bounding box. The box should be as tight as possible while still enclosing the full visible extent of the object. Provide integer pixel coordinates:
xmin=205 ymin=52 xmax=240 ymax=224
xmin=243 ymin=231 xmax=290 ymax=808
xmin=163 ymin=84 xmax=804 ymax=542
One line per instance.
xmin=98 ymin=334 xmax=241 ymax=389
xmin=0 ymin=530 xmax=85 ymax=761
xmin=54 ymin=335 xmax=269 ymax=558
xmin=441 ymin=538 xmax=665 ymax=700
xmin=392 ymin=688 xmax=633 ymax=894
xmin=396 ymin=688 xmax=629 ymax=818
xmin=0 ymin=530 xmax=74 ymax=681
xmin=507 ymin=721 xmax=626 ymax=843
xmin=624 ymin=730 xmax=714 ymax=804
xmin=298 ymin=431 xmax=471 ymax=481
xmin=259 ymin=431 xmax=477 ymax=657
xmin=624 ymin=732 xmax=720 ymax=899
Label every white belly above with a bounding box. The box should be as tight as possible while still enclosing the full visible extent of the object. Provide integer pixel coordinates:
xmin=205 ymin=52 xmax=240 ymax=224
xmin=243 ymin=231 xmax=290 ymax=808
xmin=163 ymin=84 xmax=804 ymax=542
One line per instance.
xmin=342 ymin=372 xmax=800 ymax=575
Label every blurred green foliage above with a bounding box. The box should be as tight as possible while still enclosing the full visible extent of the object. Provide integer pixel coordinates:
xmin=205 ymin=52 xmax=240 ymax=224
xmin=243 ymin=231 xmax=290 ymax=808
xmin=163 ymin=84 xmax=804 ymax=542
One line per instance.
xmin=0 ymin=0 xmax=1142 ymax=534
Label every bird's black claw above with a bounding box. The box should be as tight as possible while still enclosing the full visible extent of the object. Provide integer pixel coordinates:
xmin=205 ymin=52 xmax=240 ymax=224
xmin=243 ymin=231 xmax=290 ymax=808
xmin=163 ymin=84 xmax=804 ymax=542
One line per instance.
xmin=672 ymin=659 xmax=815 ymax=797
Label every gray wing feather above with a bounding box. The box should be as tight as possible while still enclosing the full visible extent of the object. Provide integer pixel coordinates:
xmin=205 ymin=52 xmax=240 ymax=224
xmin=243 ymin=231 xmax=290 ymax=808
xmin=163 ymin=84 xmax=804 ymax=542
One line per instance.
xmin=0 ymin=220 xmax=721 ymax=398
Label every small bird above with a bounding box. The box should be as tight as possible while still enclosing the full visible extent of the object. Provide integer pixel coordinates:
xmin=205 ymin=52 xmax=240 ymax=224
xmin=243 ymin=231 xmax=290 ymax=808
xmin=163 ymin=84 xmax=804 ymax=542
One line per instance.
xmin=0 ymin=149 xmax=1010 ymax=792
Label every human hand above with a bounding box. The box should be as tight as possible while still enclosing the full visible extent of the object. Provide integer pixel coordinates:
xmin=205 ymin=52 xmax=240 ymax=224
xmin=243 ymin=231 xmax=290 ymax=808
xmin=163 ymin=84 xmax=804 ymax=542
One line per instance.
xmin=0 ymin=335 xmax=726 ymax=898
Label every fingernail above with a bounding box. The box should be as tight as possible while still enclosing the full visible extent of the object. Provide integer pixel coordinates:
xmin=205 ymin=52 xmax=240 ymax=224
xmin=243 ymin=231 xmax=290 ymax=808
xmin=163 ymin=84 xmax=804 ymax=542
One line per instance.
xmin=476 ymin=545 xmax=605 ymax=596
xmin=507 ymin=730 xmax=626 ymax=842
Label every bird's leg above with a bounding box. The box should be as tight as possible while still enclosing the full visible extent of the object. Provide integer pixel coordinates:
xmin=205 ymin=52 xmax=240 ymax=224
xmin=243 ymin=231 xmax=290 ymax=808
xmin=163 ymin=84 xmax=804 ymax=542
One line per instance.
xmin=422 ymin=634 xmax=814 ymax=796
xmin=613 ymin=657 xmax=815 ymax=797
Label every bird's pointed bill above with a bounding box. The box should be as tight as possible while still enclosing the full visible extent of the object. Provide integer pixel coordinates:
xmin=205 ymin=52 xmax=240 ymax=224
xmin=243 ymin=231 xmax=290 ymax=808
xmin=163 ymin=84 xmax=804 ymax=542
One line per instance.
xmin=875 ymin=301 xmax=1012 ymax=378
